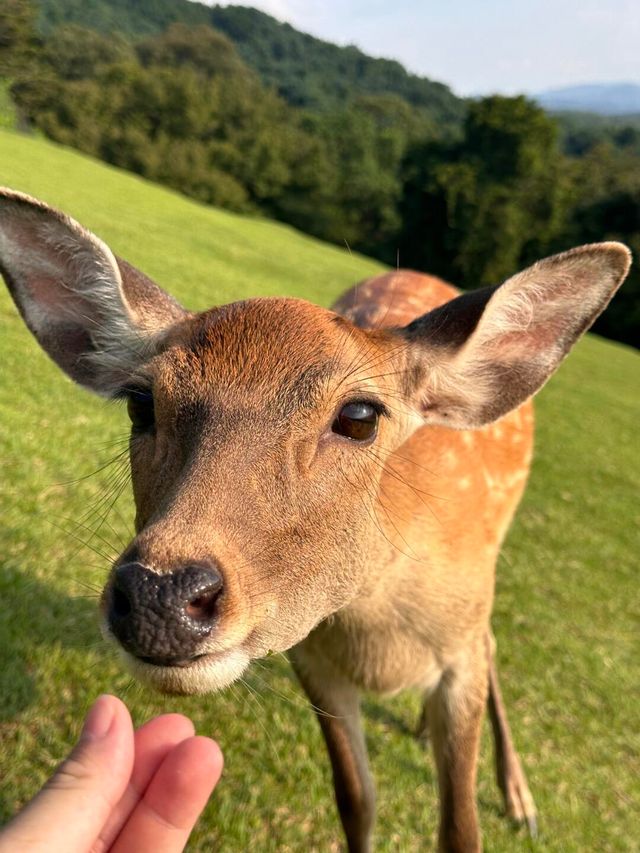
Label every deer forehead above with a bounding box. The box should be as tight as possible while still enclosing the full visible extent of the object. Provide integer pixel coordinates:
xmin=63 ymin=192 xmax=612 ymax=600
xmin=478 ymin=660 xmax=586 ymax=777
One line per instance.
xmin=149 ymin=297 xmax=396 ymax=415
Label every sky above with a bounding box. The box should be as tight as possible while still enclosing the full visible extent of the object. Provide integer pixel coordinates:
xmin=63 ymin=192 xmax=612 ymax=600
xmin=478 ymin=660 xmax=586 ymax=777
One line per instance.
xmin=210 ymin=0 xmax=640 ymax=97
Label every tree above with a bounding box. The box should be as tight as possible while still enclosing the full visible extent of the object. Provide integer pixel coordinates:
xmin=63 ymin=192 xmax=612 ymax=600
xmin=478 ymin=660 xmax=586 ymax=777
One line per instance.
xmin=136 ymin=23 xmax=250 ymax=80
xmin=399 ymin=96 xmax=569 ymax=286
xmin=552 ymin=144 xmax=640 ymax=347
xmin=42 ymin=25 xmax=133 ymax=80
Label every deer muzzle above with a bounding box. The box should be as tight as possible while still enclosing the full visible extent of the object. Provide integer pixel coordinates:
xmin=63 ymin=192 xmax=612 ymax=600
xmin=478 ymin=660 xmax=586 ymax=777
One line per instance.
xmin=107 ymin=561 xmax=223 ymax=666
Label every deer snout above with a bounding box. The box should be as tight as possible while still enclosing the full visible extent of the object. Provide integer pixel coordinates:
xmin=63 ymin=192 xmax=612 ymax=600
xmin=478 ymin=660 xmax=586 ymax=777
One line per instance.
xmin=107 ymin=561 xmax=223 ymax=666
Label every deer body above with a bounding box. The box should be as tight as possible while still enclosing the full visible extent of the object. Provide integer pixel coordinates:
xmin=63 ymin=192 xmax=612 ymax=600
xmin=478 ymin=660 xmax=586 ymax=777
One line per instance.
xmin=0 ymin=190 xmax=631 ymax=851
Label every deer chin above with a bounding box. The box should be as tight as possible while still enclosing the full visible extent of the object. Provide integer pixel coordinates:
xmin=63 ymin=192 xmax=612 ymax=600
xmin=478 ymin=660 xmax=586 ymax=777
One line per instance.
xmin=118 ymin=647 xmax=251 ymax=695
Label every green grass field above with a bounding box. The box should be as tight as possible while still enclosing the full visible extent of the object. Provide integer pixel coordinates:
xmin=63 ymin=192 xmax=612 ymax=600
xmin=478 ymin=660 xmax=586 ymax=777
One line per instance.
xmin=0 ymin=128 xmax=638 ymax=851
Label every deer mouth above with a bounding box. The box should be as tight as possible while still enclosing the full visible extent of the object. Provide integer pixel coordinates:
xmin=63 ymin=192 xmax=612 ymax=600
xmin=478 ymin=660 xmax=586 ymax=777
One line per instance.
xmin=119 ymin=645 xmax=251 ymax=695
xmin=136 ymin=652 xmax=210 ymax=668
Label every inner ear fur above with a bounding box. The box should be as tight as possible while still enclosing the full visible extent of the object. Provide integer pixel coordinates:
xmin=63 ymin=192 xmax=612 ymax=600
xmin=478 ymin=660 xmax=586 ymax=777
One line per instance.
xmin=0 ymin=188 xmax=187 ymax=393
xmin=401 ymin=243 xmax=632 ymax=429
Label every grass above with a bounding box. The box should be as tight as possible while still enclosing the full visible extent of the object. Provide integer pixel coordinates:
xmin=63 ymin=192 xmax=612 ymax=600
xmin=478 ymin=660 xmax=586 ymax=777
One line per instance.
xmin=0 ymin=128 xmax=639 ymax=851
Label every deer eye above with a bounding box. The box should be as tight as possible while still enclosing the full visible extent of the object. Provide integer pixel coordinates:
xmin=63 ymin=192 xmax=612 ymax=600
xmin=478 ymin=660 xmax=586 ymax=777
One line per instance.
xmin=126 ymin=389 xmax=155 ymax=432
xmin=332 ymin=401 xmax=379 ymax=442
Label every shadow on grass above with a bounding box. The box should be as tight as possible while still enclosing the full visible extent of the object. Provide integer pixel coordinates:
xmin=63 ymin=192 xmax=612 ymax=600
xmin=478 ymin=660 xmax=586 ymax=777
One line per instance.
xmin=0 ymin=561 xmax=100 ymax=719
xmin=362 ymin=697 xmax=417 ymax=739
xmin=248 ymin=656 xmax=420 ymax=734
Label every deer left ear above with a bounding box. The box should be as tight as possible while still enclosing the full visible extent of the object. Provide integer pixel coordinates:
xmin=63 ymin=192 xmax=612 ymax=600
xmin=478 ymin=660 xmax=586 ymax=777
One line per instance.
xmin=399 ymin=243 xmax=631 ymax=429
xmin=0 ymin=188 xmax=187 ymax=394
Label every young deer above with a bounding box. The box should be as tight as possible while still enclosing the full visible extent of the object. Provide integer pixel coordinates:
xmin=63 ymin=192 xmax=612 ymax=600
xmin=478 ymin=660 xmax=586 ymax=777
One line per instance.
xmin=0 ymin=188 xmax=631 ymax=851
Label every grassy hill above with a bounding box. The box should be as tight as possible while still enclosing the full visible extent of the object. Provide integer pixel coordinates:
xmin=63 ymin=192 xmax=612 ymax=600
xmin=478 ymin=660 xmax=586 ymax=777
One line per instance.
xmin=0 ymin=129 xmax=638 ymax=851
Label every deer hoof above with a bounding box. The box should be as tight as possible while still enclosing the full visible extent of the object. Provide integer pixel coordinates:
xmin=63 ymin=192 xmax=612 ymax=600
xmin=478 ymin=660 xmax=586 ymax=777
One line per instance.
xmin=501 ymin=761 xmax=537 ymax=838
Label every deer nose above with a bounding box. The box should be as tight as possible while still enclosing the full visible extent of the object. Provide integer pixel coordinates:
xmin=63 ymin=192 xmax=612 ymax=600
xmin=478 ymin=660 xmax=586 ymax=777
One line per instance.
xmin=108 ymin=562 xmax=223 ymax=665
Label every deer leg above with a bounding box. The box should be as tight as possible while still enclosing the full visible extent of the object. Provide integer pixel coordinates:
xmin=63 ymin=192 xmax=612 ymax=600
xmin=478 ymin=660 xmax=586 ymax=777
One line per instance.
xmin=485 ymin=633 xmax=537 ymax=836
xmin=290 ymin=650 xmax=375 ymax=853
xmin=416 ymin=695 xmax=430 ymax=744
xmin=426 ymin=648 xmax=487 ymax=853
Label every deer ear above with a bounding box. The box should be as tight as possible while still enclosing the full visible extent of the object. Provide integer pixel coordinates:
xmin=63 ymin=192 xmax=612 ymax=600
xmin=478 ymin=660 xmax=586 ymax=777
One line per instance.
xmin=400 ymin=243 xmax=631 ymax=428
xmin=0 ymin=188 xmax=187 ymax=394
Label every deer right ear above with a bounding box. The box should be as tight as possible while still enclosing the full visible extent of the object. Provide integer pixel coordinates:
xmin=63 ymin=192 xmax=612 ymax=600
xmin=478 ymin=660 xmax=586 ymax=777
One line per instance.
xmin=399 ymin=243 xmax=631 ymax=429
xmin=0 ymin=188 xmax=187 ymax=394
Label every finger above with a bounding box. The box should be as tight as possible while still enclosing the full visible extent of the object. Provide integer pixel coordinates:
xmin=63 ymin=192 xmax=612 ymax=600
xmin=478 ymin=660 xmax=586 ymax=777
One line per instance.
xmin=0 ymin=695 xmax=134 ymax=853
xmin=94 ymin=714 xmax=195 ymax=852
xmin=110 ymin=736 xmax=223 ymax=853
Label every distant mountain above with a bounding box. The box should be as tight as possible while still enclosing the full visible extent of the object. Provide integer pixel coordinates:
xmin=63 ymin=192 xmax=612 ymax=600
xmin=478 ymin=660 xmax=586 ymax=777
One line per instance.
xmin=536 ymin=83 xmax=640 ymax=116
xmin=38 ymin=0 xmax=464 ymax=122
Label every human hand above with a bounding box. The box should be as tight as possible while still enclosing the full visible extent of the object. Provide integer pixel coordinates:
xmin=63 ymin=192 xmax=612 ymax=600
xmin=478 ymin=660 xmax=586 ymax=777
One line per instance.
xmin=0 ymin=694 xmax=223 ymax=853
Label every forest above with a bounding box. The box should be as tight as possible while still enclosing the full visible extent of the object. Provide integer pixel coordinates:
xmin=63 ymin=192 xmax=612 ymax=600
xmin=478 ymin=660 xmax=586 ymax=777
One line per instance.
xmin=1 ymin=0 xmax=639 ymax=346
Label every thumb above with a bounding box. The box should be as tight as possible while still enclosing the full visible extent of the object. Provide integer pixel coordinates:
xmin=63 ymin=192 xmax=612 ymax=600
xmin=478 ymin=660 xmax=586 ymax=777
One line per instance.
xmin=0 ymin=695 xmax=135 ymax=853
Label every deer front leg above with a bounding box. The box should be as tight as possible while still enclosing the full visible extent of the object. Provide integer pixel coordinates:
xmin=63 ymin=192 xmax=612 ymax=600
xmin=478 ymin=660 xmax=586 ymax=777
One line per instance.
xmin=426 ymin=648 xmax=487 ymax=853
xmin=290 ymin=649 xmax=375 ymax=853
xmin=485 ymin=634 xmax=537 ymax=835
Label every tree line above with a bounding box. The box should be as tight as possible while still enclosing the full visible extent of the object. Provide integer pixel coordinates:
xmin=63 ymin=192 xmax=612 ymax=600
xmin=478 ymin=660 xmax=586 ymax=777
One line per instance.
xmin=1 ymin=0 xmax=638 ymax=346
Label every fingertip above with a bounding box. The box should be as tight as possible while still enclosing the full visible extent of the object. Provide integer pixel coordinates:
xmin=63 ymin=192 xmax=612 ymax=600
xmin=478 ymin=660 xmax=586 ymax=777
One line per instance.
xmin=129 ymin=713 xmax=196 ymax=791
xmin=81 ymin=694 xmax=131 ymax=741
xmin=137 ymin=712 xmax=196 ymax=739
xmin=73 ymin=695 xmax=134 ymax=788
xmin=189 ymin=735 xmax=224 ymax=782
xmin=141 ymin=735 xmax=224 ymax=830
xmin=167 ymin=736 xmax=224 ymax=787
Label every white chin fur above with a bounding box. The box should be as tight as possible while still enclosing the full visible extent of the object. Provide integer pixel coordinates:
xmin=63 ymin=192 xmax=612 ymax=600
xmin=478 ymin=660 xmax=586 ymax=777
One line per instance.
xmin=121 ymin=648 xmax=251 ymax=695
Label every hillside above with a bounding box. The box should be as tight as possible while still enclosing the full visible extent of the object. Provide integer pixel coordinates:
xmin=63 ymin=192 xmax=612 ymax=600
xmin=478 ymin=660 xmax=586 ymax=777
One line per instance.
xmin=37 ymin=0 xmax=464 ymax=120
xmin=1 ymin=129 xmax=639 ymax=850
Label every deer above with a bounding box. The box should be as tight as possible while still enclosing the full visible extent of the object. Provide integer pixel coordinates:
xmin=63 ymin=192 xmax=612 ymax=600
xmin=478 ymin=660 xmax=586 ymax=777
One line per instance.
xmin=0 ymin=187 xmax=631 ymax=851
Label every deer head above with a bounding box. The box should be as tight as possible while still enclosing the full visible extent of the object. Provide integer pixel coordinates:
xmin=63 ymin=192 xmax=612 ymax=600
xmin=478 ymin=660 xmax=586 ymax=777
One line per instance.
xmin=0 ymin=188 xmax=630 ymax=694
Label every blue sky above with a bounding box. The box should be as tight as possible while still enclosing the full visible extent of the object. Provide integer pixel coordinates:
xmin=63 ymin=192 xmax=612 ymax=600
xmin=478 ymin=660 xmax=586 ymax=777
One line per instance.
xmin=212 ymin=0 xmax=640 ymax=96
